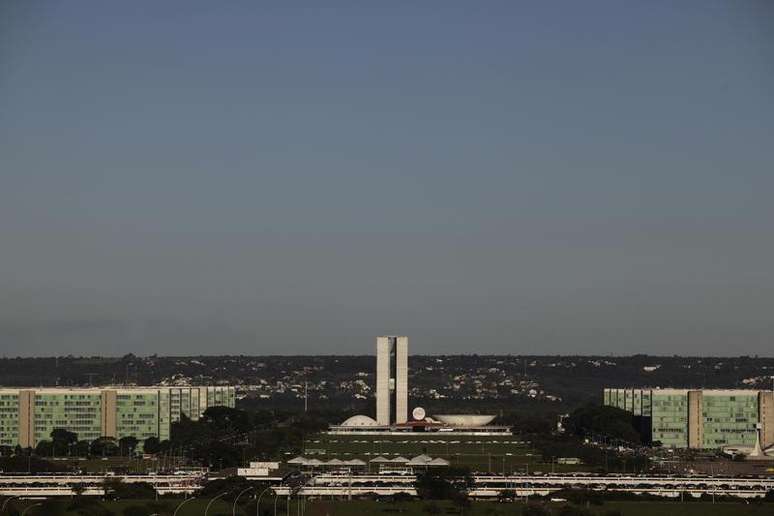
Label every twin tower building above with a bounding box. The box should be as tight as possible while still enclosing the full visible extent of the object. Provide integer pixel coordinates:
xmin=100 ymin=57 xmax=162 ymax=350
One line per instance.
xmin=376 ymin=336 xmax=409 ymax=426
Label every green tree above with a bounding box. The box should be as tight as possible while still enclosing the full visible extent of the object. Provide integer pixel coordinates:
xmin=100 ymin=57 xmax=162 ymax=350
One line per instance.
xmin=90 ymin=437 xmax=119 ymax=457
xmin=35 ymin=440 xmax=54 ymax=457
xmin=74 ymin=440 xmax=91 ymax=457
xmin=415 ymin=468 xmax=474 ymax=500
xmin=200 ymin=406 xmax=252 ymax=434
xmin=118 ymin=436 xmax=139 ymax=457
xmin=51 ymin=428 xmax=78 ymax=456
xmin=143 ymin=436 xmax=161 ymax=454
xmin=565 ymin=405 xmax=641 ymax=444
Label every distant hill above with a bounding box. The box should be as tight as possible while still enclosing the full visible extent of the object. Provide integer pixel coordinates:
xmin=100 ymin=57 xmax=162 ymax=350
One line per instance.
xmin=1 ymin=354 xmax=771 ymax=415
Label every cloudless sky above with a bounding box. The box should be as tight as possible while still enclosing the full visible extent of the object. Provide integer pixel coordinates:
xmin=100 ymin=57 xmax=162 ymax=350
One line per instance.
xmin=1 ymin=1 xmax=773 ymax=356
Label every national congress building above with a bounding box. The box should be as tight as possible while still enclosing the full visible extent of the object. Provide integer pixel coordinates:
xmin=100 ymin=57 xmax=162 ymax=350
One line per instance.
xmin=604 ymin=387 xmax=774 ymax=450
xmin=0 ymin=386 xmax=235 ymax=448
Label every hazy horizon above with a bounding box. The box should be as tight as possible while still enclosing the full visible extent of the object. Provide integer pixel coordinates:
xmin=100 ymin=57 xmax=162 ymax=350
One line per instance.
xmin=2 ymin=2 xmax=773 ymax=357
xmin=2 ymin=351 xmax=773 ymax=359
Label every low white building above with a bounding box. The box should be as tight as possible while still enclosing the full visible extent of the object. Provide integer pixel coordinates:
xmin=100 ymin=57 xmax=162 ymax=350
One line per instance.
xmin=237 ymin=461 xmax=281 ymax=478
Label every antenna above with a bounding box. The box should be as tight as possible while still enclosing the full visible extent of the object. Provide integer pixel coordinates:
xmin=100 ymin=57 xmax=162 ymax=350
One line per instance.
xmin=304 ymin=381 xmax=308 ymax=413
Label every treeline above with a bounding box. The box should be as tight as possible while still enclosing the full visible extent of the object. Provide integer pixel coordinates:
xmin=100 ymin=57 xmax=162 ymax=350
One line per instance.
xmin=0 ymin=402 xmax=646 ymax=474
xmin=0 ymin=406 xmax=332 ymax=472
xmin=504 ymin=404 xmax=649 ymax=474
xmin=155 ymin=406 xmax=329 ymax=468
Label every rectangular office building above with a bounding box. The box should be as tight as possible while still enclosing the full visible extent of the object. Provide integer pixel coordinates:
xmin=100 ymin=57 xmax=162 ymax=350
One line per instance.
xmin=604 ymin=387 xmax=771 ymax=449
xmin=0 ymin=386 xmax=235 ymax=448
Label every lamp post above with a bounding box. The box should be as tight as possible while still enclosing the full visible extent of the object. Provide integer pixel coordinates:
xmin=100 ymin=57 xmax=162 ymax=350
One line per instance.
xmin=205 ymin=492 xmax=228 ymax=516
xmin=1 ymin=496 xmax=20 ymax=514
xmin=273 ymin=491 xmax=281 ymax=516
xmin=172 ymin=496 xmax=196 ymax=516
xmin=256 ymin=486 xmax=272 ymax=516
xmin=232 ymin=486 xmax=254 ymax=516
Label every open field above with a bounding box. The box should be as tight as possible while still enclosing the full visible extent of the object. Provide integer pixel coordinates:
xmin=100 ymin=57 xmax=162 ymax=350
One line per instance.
xmin=302 ymin=434 xmax=590 ymax=473
xmin=306 ymin=500 xmax=774 ymax=516
xmin=5 ymin=499 xmax=773 ymax=516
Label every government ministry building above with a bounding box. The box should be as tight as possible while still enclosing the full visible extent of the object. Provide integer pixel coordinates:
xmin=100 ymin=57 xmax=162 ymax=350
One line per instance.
xmin=0 ymin=386 xmax=235 ymax=448
xmin=604 ymin=387 xmax=773 ymax=450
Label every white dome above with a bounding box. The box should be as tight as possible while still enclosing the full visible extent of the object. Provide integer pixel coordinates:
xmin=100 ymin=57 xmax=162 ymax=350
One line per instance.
xmin=433 ymin=414 xmax=496 ymax=426
xmin=341 ymin=414 xmax=379 ymax=427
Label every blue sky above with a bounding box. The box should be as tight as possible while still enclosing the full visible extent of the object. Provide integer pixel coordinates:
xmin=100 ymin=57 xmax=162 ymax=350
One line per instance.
xmin=1 ymin=1 xmax=773 ymax=356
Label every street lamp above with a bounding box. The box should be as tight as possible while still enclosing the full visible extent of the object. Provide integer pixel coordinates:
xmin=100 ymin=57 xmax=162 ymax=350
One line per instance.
xmin=232 ymin=485 xmax=254 ymax=516
xmin=273 ymin=491 xmax=281 ymax=516
xmin=205 ymin=492 xmax=228 ymax=516
xmin=1 ymin=496 xmax=20 ymax=513
xmin=256 ymin=486 xmax=273 ymax=516
xmin=172 ymin=496 xmax=196 ymax=516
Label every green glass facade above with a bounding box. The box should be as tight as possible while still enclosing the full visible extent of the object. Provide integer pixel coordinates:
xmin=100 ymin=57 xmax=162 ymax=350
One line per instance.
xmin=0 ymin=392 xmax=20 ymax=447
xmin=33 ymin=391 xmax=103 ymax=444
xmin=158 ymin=389 xmax=171 ymax=442
xmin=116 ymin=391 xmax=160 ymax=441
xmin=604 ymin=387 xmax=767 ymax=449
xmin=603 ymin=388 xmax=652 ymax=418
xmin=650 ymin=391 xmax=689 ymax=448
xmin=0 ymin=386 xmax=235 ymax=448
xmin=701 ymin=393 xmax=758 ymax=448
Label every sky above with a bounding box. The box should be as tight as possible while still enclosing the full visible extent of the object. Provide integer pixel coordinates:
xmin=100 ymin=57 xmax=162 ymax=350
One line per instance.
xmin=1 ymin=1 xmax=773 ymax=357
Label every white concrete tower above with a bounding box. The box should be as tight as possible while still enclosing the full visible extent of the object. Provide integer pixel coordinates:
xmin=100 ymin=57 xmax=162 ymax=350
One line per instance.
xmin=395 ymin=336 xmax=409 ymax=424
xmin=376 ymin=337 xmax=391 ymax=425
xmin=375 ymin=336 xmax=409 ymax=425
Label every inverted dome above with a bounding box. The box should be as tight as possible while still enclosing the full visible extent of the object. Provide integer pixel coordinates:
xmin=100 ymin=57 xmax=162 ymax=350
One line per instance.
xmin=340 ymin=414 xmax=379 ymax=427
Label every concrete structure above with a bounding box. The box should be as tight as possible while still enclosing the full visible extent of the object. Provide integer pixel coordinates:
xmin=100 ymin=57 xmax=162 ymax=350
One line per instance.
xmin=340 ymin=415 xmax=379 ymax=427
xmin=604 ymin=387 xmax=773 ymax=449
xmin=237 ymin=461 xmax=281 ymax=478
xmin=0 ymin=472 xmax=204 ymax=497
xmin=274 ymin=472 xmax=774 ymax=499
xmin=375 ymin=336 xmax=408 ymax=425
xmin=761 ymin=391 xmax=774 ymax=451
xmin=0 ymin=386 xmax=235 ymax=448
xmin=335 ymin=336 xmax=508 ymax=435
xmin=433 ymin=414 xmax=496 ymax=426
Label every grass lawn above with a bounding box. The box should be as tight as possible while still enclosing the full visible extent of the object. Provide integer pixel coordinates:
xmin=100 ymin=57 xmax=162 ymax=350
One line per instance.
xmin=302 ymin=434 xmax=590 ymax=473
xmin=6 ymin=498 xmax=772 ymax=516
